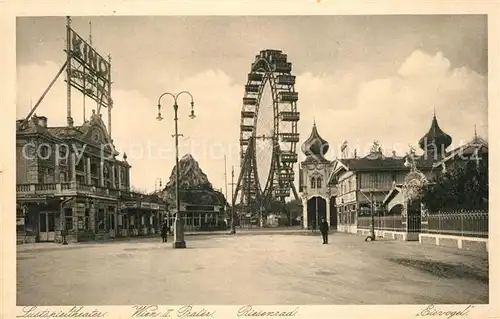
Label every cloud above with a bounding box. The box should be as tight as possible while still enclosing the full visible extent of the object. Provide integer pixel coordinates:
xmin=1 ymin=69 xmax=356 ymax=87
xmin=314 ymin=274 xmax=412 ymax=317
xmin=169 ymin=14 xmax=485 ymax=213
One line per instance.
xmin=295 ymin=50 xmax=487 ymax=161
xmin=17 ymin=49 xmax=487 ymax=194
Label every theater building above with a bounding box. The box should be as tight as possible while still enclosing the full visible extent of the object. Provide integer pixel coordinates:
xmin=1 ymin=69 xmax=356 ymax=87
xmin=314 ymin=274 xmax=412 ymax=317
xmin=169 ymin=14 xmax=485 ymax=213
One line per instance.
xmin=16 ymin=111 xmax=167 ymax=244
xmin=327 ymin=113 xmax=454 ymax=235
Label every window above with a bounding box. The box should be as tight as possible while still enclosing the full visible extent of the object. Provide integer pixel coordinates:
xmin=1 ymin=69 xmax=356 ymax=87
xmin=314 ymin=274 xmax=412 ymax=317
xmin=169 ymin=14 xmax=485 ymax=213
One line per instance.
xmin=16 ymin=207 xmax=25 ymax=233
xmin=96 ymin=209 xmax=105 ymax=230
xmin=38 ymin=171 xmax=45 ymax=184
xmin=75 ymin=156 xmax=84 ymax=172
xmin=310 ymin=177 xmax=316 ymax=189
xmin=59 ymin=172 xmax=66 ymax=182
xmin=316 ymin=177 xmax=322 ymax=188
xmin=76 ymin=175 xmax=85 ymax=184
xmin=103 ymin=164 xmax=110 ymax=179
xmin=40 ymin=145 xmax=49 ymax=158
xmin=65 ymin=208 xmax=73 ymax=230
xmin=85 ymin=208 xmax=90 ymax=230
xmin=59 ymin=147 xmax=67 ymax=158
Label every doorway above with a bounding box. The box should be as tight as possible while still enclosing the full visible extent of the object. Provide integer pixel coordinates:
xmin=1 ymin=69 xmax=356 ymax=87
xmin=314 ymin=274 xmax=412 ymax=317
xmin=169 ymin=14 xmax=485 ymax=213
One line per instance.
xmin=307 ymin=197 xmax=326 ymax=229
xmin=39 ymin=211 xmax=55 ymax=242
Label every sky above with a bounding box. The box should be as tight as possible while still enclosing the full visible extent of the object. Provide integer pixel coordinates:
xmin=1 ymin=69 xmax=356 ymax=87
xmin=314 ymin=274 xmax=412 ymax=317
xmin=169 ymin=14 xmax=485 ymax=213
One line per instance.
xmin=16 ymin=15 xmax=488 ymax=194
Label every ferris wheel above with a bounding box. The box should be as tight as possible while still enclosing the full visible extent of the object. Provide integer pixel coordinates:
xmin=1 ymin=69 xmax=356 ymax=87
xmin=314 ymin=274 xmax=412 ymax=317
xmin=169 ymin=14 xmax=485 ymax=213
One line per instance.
xmin=232 ymin=49 xmax=300 ymax=215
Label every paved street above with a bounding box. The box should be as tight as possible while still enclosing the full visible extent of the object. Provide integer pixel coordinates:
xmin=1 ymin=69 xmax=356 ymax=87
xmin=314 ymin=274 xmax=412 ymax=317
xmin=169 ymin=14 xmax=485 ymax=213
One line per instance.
xmin=17 ymin=232 xmax=488 ymax=305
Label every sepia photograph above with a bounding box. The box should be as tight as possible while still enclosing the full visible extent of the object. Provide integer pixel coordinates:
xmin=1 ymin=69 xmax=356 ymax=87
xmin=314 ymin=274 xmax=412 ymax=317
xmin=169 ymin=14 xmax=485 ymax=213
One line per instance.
xmin=7 ymin=8 xmax=494 ymax=317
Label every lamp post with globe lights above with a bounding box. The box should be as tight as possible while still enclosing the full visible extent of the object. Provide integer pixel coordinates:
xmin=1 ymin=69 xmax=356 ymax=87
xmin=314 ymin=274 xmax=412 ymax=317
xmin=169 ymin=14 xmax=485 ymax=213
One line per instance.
xmin=156 ymin=91 xmax=195 ymax=249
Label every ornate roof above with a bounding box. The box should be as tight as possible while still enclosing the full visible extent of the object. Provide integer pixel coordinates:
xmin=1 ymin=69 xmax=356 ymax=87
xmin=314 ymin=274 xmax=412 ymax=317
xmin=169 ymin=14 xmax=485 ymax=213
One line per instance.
xmin=418 ymin=114 xmax=452 ymax=155
xmin=301 ymin=122 xmax=329 ymax=162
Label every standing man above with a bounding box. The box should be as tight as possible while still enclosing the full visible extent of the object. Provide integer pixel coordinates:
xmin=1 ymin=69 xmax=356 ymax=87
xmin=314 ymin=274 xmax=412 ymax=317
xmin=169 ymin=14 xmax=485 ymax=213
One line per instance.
xmin=319 ymin=217 xmax=329 ymax=244
xmin=161 ymin=219 xmax=168 ymax=243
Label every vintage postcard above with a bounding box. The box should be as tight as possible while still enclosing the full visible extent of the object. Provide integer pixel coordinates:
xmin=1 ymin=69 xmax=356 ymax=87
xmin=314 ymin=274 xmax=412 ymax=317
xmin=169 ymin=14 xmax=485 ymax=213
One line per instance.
xmin=1 ymin=1 xmax=499 ymax=318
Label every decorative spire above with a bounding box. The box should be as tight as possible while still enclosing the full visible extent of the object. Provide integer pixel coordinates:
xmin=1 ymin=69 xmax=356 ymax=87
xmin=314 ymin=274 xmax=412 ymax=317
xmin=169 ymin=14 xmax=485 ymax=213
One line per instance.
xmin=301 ymin=123 xmax=329 ymax=161
xmin=418 ymin=113 xmax=452 ymax=157
xmin=89 ymin=21 xmax=93 ymax=45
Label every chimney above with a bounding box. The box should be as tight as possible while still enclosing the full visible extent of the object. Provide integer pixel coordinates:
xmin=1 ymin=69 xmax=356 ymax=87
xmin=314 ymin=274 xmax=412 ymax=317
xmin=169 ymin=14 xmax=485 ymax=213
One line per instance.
xmin=38 ymin=116 xmax=48 ymax=128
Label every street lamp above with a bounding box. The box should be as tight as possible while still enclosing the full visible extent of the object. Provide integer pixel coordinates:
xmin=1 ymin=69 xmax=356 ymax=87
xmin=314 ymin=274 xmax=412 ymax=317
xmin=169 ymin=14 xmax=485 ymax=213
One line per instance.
xmin=156 ymin=91 xmax=195 ymax=249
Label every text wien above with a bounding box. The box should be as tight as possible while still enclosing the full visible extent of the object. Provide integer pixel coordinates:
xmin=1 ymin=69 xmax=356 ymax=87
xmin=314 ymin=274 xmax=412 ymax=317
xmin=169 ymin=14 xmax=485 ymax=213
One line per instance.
xmin=132 ymin=305 xmax=215 ymax=318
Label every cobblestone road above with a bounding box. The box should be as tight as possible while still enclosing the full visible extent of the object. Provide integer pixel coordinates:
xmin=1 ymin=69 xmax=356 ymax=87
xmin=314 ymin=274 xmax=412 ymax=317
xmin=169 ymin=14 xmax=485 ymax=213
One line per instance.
xmin=17 ymin=232 xmax=488 ymax=305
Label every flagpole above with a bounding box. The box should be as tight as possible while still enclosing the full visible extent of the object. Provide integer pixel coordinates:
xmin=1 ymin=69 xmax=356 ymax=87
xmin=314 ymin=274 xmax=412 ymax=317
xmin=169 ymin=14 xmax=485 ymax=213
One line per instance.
xmin=66 ymin=16 xmax=72 ymax=127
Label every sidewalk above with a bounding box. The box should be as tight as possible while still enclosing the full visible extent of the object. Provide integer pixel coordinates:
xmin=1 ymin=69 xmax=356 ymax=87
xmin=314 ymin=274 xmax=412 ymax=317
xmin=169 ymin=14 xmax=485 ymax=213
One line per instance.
xmin=17 ymin=227 xmax=316 ymax=253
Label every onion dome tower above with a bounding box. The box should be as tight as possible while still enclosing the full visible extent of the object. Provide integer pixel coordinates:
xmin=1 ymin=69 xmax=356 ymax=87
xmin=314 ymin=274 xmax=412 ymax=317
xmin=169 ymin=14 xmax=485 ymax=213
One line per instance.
xmin=418 ymin=112 xmax=452 ymax=158
xmin=301 ymin=122 xmax=329 ymax=162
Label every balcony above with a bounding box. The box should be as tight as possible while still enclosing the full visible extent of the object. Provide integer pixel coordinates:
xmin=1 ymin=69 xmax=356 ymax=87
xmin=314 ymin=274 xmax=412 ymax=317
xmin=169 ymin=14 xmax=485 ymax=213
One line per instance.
xmin=16 ymin=182 xmax=121 ymax=199
xmin=279 ymin=111 xmax=300 ymax=122
xmin=280 ymin=132 xmax=300 ymax=143
xmin=275 ymin=188 xmax=290 ymax=198
xmin=279 ymin=171 xmax=295 ymax=181
xmin=245 ymin=84 xmax=260 ymax=93
xmin=241 ymin=111 xmax=256 ymax=119
xmin=243 ymin=97 xmax=258 ymax=105
xmin=277 ymin=75 xmax=295 ymax=85
xmin=280 ymin=151 xmax=298 ymax=163
xmin=240 ymin=125 xmax=254 ymax=132
xmin=278 ymin=91 xmax=298 ymax=102
xmin=248 ymin=73 xmax=263 ymax=82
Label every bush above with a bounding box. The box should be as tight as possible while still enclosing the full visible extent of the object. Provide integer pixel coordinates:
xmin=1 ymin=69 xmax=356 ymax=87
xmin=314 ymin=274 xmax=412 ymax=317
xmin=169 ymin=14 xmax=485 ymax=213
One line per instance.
xmin=421 ymin=159 xmax=488 ymax=211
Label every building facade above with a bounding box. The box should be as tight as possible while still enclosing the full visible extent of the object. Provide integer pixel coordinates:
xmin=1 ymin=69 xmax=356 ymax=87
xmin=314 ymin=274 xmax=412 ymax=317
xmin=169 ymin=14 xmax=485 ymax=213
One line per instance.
xmin=16 ymin=112 xmax=167 ymax=244
xmin=298 ymin=123 xmax=337 ymax=229
xmin=327 ymin=114 xmax=454 ymax=235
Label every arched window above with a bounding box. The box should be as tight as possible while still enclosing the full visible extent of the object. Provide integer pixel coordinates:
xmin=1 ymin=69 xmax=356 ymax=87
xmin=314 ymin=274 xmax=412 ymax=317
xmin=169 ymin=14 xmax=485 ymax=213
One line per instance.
xmin=310 ymin=177 xmax=316 ymax=189
xmin=316 ymin=177 xmax=322 ymax=188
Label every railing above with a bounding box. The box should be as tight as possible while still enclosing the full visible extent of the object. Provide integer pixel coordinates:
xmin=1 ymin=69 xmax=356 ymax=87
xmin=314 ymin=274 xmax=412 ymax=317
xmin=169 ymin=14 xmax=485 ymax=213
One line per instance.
xmin=424 ymin=210 xmax=488 ymax=238
xmin=357 ymin=215 xmax=404 ymax=231
xmin=357 ymin=210 xmax=488 ymax=238
xmin=16 ymin=182 xmax=121 ymax=198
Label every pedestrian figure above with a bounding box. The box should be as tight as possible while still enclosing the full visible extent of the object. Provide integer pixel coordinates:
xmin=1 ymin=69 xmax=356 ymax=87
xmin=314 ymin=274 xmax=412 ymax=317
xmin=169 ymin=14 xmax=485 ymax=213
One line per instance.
xmin=319 ymin=218 xmax=329 ymax=244
xmin=161 ymin=220 xmax=168 ymax=243
xmin=312 ymin=222 xmax=316 ymax=233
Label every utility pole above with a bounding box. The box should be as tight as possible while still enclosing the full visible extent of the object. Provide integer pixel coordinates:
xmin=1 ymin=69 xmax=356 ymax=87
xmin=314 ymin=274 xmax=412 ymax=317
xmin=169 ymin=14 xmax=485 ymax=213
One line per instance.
xmin=224 ymin=155 xmax=228 ymax=208
xmin=370 ymin=191 xmax=376 ymax=241
xmin=229 ymin=165 xmax=237 ymax=234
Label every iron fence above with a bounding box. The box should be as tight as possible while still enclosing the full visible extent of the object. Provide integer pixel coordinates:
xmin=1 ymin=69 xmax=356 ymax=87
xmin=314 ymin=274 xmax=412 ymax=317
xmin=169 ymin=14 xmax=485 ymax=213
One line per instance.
xmin=424 ymin=210 xmax=488 ymax=238
xmin=357 ymin=210 xmax=488 ymax=238
xmin=358 ymin=215 xmax=404 ymax=231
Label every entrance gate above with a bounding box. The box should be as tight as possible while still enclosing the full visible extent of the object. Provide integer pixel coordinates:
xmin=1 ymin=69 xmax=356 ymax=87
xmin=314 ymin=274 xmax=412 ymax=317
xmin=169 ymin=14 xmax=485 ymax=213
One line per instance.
xmin=39 ymin=211 xmax=56 ymax=241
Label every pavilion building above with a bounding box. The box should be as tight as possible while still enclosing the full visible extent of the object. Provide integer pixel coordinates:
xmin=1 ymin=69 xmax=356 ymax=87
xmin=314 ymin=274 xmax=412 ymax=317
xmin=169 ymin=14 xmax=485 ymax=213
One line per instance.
xmin=327 ymin=113 xmax=458 ymax=236
xmin=298 ymin=123 xmax=337 ymax=230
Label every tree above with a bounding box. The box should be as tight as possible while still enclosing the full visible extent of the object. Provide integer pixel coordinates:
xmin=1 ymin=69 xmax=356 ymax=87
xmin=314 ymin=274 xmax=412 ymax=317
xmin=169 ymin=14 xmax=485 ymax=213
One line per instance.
xmin=421 ymin=159 xmax=488 ymax=212
xmin=285 ymin=199 xmax=303 ymax=220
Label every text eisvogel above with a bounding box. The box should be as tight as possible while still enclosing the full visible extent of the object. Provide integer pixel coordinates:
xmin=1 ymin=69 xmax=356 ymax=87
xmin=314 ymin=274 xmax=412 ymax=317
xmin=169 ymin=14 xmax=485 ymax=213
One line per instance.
xmin=132 ymin=305 xmax=216 ymax=318
xmin=416 ymin=304 xmax=474 ymax=319
xmin=17 ymin=306 xmax=107 ymax=318
xmin=237 ymin=305 xmax=299 ymax=317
